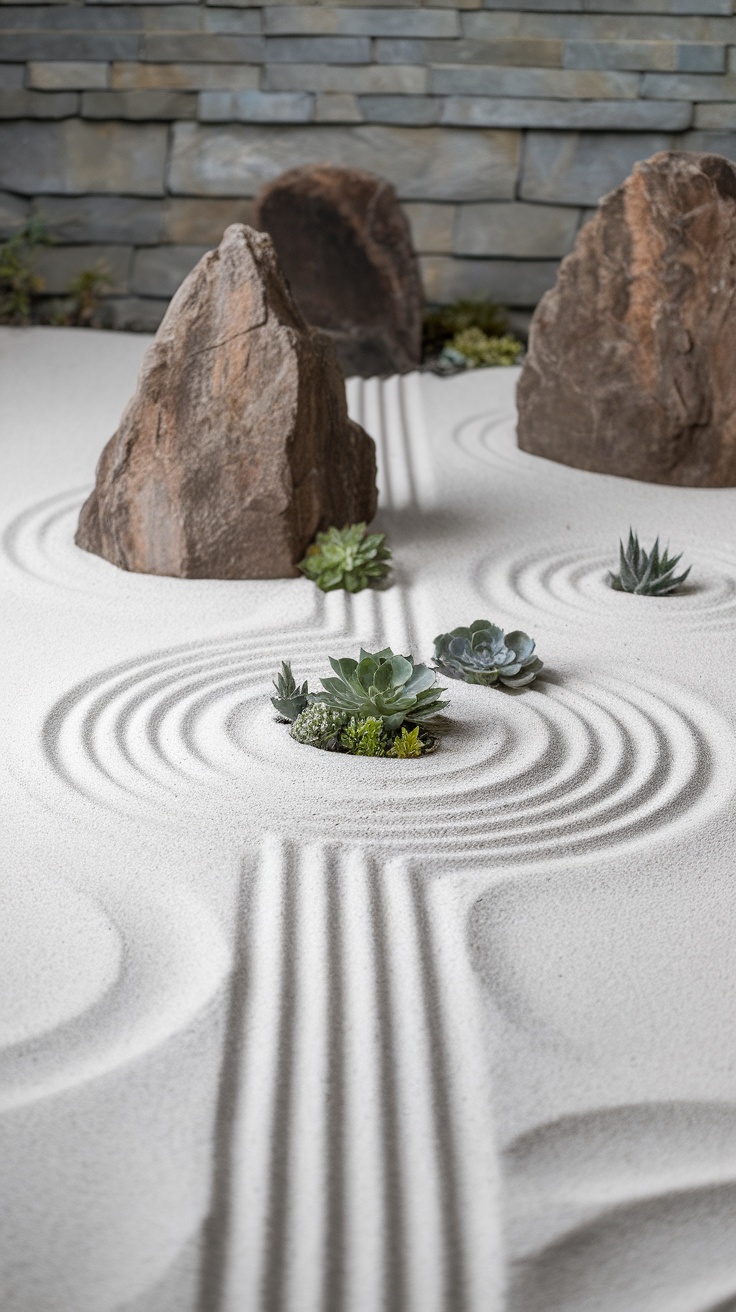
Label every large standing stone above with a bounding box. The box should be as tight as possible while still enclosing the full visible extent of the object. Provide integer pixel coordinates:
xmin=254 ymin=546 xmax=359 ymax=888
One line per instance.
xmin=76 ymin=224 xmax=378 ymax=578
xmin=255 ymin=163 xmax=424 ymax=377
xmin=517 ymin=150 xmax=736 ymax=486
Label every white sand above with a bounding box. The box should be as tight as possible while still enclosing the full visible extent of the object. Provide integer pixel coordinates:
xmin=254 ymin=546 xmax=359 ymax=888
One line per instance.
xmin=1 ymin=326 xmax=735 ymax=1311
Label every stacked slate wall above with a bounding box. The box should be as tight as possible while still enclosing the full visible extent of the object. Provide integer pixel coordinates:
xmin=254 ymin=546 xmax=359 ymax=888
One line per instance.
xmin=1 ymin=0 xmax=735 ymax=329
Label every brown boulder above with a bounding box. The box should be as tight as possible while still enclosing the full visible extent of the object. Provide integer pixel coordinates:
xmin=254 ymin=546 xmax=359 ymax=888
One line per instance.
xmin=76 ymin=224 xmax=378 ymax=578
xmin=517 ymin=150 xmax=736 ymax=486
xmin=254 ymin=164 xmax=424 ymax=378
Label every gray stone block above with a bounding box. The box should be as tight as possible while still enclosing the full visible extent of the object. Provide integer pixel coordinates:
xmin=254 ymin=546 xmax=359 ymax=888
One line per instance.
xmin=140 ymin=34 xmax=265 ymax=62
xmin=29 ymin=243 xmax=133 ymax=295
xmin=263 ymin=36 xmax=371 ymax=62
xmin=131 ymin=244 xmax=211 ymax=296
xmin=463 ymin=11 xmax=733 ymax=38
xmin=374 ymin=37 xmax=564 ymax=66
xmin=36 ymin=195 xmax=163 ymax=243
xmin=264 ymin=8 xmax=459 ymax=36
xmin=419 ymin=254 xmax=560 ymax=308
xmin=199 ymin=90 xmax=314 ymax=122
xmin=82 ymin=90 xmax=198 ymax=119
xmin=477 ymin=0 xmax=729 ymax=11
xmin=0 ymin=90 xmax=78 ymax=118
xmin=585 ymin=0 xmax=731 ymax=12
xmin=431 ymin=65 xmax=640 ymax=98
xmin=564 ymin=40 xmax=677 ymax=71
xmin=27 ymin=62 xmax=110 ymax=90
xmin=0 ymin=64 xmax=24 ymax=90
xmin=168 ymin=122 xmax=521 ymax=201
xmin=520 ymin=130 xmax=674 ymax=205
xmin=441 ymin=97 xmax=692 ymax=130
xmin=202 ymin=9 xmax=262 ymax=34
xmin=161 ymin=196 xmax=257 ymax=243
xmin=0 ymin=33 xmax=140 ymax=60
xmin=0 ymin=5 xmax=141 ymax=29
xmin=403 ymin=201 xmax=454 ymax=252
xmin=112 ymin=62 xmax=260 ymax=90
xmin=693 ymin=103 xmax=736 ymax=128
xmin=314 ymin=92 xmax=362 ymax=122
xmin=0 ymin=189 xmax=30 ymax=237
xmin=454 ymin=201 xmax=580 ymax=257
xmin=0 ymin=121 xmax=168 ymax=196
xmin=642 ymin=71 xmax=736 ymax=99
xmin=677 ymin=42 xmax=727 ymax=71
xmin=101 ymin=296 xmax=170 ymax=332
xmin=357 ymin=96 xmax=440 ymax=125
xmin=264 ymin=64 xmax=428 ymax=94
xmin=682 ymin=128 xmax=736 ymax=157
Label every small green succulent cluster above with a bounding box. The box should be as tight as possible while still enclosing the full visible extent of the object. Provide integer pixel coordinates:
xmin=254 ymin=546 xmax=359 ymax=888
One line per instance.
xmin=443 ymin=328 xmax=524 ymax=370
xmin=271 ymin=648 xmax=446 ymax=758
xmin=298 ymin=524 xmax=391 ymax=594
xmin=423 ymin=298 xmax=508 ymax=356
xmin=609 ymin=530 xmax=691 ymax=596
xmin=434 ymin=621 xmax=542 ymax=689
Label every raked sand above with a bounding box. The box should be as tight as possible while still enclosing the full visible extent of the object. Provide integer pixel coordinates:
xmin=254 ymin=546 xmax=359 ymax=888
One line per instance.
xmin=1 ymin=325 xmax=735 ymax=1312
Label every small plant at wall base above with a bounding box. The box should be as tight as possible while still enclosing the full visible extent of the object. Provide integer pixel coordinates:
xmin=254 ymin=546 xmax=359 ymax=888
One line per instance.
xmin=298 ymin=523 xmax=391 ymax=593
xmin=423 ymin=298 xmax=508 ymax=355
xmin=0 ymin=218 xmax=51 ymax=325
xmin=434 ymin=621 xmax=543 ymax=688
xmin=423 ymin=298 xmax=524 ymax=374
xmin=271 ymin=648 xmax=448 ymax=757
xmin=51 ymin=265 xmax=113 ymax=329
xmin=609 ymin=530 xmax=691 ymax=596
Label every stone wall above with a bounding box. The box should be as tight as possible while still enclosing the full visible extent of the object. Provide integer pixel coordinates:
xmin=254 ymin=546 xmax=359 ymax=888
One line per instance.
xmin=2 ymin=0 xmax=736 ymax=329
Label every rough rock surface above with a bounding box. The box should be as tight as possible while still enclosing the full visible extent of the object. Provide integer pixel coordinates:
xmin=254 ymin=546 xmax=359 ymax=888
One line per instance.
xmin=517 ymin=150 xmax=736 ymax=487
xmin=255 ymin=164 xmax=424 ymax=378
xmin=76 ymin=224 xmax=378 ymax=578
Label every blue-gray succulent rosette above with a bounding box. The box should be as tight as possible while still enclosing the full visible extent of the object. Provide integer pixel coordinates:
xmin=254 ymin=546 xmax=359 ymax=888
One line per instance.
xmin=433 ymin=620 xmax=542 ymax=689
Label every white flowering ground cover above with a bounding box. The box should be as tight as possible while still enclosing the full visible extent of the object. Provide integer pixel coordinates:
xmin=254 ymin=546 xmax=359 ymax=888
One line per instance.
xmin=2 ymin=326 xmax=736 ymax=1312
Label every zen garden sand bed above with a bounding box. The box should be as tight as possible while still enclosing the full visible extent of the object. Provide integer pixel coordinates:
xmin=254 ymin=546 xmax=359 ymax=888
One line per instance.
xmin=2 ymin=325 xmax=736 ymax=1312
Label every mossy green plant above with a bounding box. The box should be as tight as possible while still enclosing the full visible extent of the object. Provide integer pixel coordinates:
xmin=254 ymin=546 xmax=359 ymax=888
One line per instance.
xmin=290 ymin=703 xmax=347 ymax=750
xmin=447 ymin=328 xmax=524 ymax=368
xmin=298 ymin=523 xmax=391 ymax=594
xmin=423 ymin=297 xmax=508 ymax=356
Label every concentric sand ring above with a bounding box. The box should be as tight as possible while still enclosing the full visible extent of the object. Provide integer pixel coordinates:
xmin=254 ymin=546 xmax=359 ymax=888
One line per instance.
xmin=475 ymin=541 xmax=736 ymax=631
xmin=41 ymin=633 xmax=733 ymax=860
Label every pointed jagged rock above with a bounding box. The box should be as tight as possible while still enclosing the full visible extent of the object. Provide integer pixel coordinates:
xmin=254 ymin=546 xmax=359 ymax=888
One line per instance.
xmin=76 ymin=224 xmax=378 ymax=577
xmin=517 ymin=150 xmax=736 ymax=486
xmin=255 ymin=164 xmax=424 ymax=378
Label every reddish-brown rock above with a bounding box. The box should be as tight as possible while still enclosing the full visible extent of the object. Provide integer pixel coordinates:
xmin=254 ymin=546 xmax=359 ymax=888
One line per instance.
xmin=517 ymin=150 xmax=736 ymax=486
xmin=254 ymin=164 xmax=424 ymax=378
xmin=76 ymin=224 xmax=378 ymax=578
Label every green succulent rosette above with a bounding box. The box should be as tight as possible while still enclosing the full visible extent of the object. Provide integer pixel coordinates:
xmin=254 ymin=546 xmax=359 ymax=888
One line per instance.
xmin=312 ymin=647 xmax=448 ymax=735
xmin=433 ymin=621 xmax=542 ymax=689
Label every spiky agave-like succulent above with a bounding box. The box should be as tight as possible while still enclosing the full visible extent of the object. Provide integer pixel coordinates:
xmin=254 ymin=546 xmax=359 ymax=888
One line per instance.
xmin=609 ymin=530 xmax=691 ymax=596
xmin=290 ymin=703 xmax=347 ymax=750
xmin=313 ymin=647 xmax=448 ymax=735
xmin=298 ymin=523 xmax=391 ymax=594
xmin=271 ymin=661 xmax=309 ymax=722
xmin=433 ymin=620 xmax=542 ymax=689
